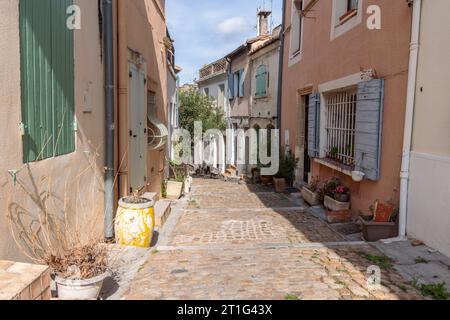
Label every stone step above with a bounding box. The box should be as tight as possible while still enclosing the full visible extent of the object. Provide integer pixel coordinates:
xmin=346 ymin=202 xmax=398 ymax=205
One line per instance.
xmin=142 ymin=192 xmax=172 ymax=229
xmin=0 ymin=260 xmax=51 ymax=300
xmin=154 ymin=200 xmax=172 ymax=229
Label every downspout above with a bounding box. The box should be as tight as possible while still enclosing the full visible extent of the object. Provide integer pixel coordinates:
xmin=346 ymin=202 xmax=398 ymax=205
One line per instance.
xmin=103 ymin=0 xmax=115 ymax=239
xmin=399 ymin=0 xmax=422 ymax=238
xmin=276 ymin=0 xmax=286 ymax=132
xmin=117 ymin=0 xmax=128 ymax=197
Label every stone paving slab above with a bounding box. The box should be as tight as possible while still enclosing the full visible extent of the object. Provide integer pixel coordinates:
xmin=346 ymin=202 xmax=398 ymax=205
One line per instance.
xmin=188 ymin=192 xmax=298 ymax=210
xmin=123 ymin=178 xmax=427 ymax=300
xmin=170 ymin=209 xmax=345 ymax=246
xmin=123 ymin=245 xmax=424 ymax=300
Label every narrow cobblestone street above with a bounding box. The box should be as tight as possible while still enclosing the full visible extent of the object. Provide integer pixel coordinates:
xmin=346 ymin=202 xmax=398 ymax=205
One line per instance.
xmin=123 ymin=178 xmax=424 ymax=300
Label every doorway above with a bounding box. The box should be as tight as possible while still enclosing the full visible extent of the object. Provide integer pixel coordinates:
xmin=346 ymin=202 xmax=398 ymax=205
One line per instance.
xmin=303 ymin=94 xmax=311 ymax=183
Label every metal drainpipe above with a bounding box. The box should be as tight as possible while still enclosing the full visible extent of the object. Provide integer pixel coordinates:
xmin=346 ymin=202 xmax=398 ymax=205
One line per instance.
xmin=276 ymin=0 xmax=286 ymax=133
xmin=103 ymin=0 xmax=115 ymax=240
xmin=399 ymin=0 xmax=422 ymax=238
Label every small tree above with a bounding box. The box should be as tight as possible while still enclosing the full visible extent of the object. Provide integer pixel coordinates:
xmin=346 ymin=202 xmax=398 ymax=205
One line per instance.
xmin=178 ymin=88 xmax=227 ymax=137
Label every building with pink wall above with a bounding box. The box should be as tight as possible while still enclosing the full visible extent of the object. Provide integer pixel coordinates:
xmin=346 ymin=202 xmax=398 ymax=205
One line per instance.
xmin=281 ymin=0 xmax=412 ymax=216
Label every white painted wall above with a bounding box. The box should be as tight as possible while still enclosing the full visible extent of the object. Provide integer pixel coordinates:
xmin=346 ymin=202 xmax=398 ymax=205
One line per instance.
xmin=407 ymin=0 xmax=450 ymax=257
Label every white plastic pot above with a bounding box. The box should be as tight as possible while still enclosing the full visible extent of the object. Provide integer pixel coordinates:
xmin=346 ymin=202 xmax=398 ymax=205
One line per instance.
xmin=352 ymin=171 xmax=365 ymax=182
xmin=55 ymin=272 xmax=108 ymax=300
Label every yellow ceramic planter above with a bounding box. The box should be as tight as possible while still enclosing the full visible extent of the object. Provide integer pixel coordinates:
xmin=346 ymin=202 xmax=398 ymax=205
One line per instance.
xmin=115 ymin=197 xmax=155 ymax=248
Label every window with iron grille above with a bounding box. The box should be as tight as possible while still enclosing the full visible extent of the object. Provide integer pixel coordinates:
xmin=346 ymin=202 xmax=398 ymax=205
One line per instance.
xmin=324 ymin=89 xmax=357 ymax=167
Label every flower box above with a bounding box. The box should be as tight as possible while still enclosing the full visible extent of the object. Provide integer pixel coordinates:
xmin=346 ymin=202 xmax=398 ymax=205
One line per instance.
xmin=166 ymin=181 xmax=184 ymax=200
xmin=301 ymin=187 xmax=321 ymax=206
xmin=360 ymin=217 xmax=398 ymax=242
xmin=324 ymin=195 xmax=350 ymax=212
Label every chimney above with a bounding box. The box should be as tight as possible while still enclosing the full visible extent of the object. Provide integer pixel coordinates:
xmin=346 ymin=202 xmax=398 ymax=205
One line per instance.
xmin=257 ymin=10 xmax=271 ymax=36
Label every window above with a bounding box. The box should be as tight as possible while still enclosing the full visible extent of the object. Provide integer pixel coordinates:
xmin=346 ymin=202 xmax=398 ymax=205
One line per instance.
xmin=232 ymin=69 xmax=244 ymax=98
xmin=324 ymin=89 xmax=357 ymax=167
xmin=19 ymin=0 xmax=75 ymax=163
xmin=347 ymin=0 xmax=358 ymax=11
xmin=204 ymin=88 xmax=210 ymax=98
xmin=255 ymin=65 xmax=268 ymax=98
xmin=331 ymin=0 xmax=362 ymax=40
xmin=290 ymin=0 xmax=303 ymax=56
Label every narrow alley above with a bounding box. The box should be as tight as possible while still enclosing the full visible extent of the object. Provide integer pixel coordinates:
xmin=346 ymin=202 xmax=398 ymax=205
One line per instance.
xmin=122 ymin=178 xmax=423 ymax=300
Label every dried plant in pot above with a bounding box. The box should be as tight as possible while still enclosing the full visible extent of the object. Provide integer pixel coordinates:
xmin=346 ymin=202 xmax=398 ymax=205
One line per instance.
xmin=301 ymin=177 xmax=323 ymax=206
xmin=6 ymin=152 xmax=111 ymax=300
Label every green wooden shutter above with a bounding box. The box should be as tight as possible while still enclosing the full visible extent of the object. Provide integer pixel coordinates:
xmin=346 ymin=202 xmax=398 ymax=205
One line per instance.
xmin=20 ymin=0 xmax=74 ymax=163
xmin=255 ymin=65 xmax=267 ymax=98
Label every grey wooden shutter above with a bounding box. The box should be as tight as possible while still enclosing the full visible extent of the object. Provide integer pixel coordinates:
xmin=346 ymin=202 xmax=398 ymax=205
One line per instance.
xmin=227 ymin=72 xmax=234 ymax=100
xmin=239 ymin=69 xmax=244 ymax=98
xmin=307 ymin=93 xmax=320 ymax=158
xmin=354 ymin=78 xmax=384 ymax=181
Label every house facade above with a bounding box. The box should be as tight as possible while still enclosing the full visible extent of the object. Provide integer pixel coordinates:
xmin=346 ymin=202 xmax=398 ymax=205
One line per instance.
xmin=405 ymin=0 xmax=450 ymax=257
xmin=0 ymin=0 xmax=175 ymax=261
xmin=281 ymin=0 xmax=412 ymax=215
xmin=0 ymin=0 xmax=106 ymax=261
xmin=248 ymin=26 xmax=280 ymax=132
xmin=197 ymin=58 xmax=230 ymax=122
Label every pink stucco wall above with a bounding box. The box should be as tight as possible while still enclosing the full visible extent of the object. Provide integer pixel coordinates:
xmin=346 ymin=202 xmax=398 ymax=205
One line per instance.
xmin=281 ymin=0 xmax=412 ymax=215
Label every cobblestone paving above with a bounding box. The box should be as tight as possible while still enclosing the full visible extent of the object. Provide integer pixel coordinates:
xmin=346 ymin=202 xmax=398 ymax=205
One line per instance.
xmin=171 ymin=209 xmax=345 ymax=246
xmin=124 ymin=178 xmax=424 ymax=300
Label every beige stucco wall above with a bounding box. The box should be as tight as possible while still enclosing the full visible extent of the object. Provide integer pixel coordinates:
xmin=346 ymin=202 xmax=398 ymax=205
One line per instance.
xmin=249 ymin=41 xmax=280 ymax=128
xmin=281 ymin=0 xmax=411 ymax=215
xmin=407 ymin=0 xmax=450 ymax=257
xmin=118 ymin=0 xmax=169 ymax=196
xmin=0 ymin=0 xmax=105 ymax=261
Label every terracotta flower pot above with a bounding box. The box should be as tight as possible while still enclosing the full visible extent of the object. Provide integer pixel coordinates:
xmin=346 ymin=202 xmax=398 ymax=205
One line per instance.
xmin=273 ymin=177 xmax=286 ymax=193
xmin=301 ymin=187 xmax=321 ymax=206
xmin=326 ymin=210 xmax=352 ymax=224
xmin=260 ymin=175 xmax=273 ymax=186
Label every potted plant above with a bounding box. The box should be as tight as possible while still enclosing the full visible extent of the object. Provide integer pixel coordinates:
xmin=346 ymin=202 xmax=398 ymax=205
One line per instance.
xmin=360 ymin=201 xmax=399 ymax=242
xmin=165 ymin=162 xmax=186 ymax=200
xmin=274 ymin=153 xmax=299 ymax=193
xmin=115 ymin=192 xmax=155 ymax=248
xmin=301 ymin=177 xmax=322 ymax=206
xmin=323 ymin=177 xmax=352 ymax=223
xmin=251 ymin=167 xmax=261 ymax=183
xmin=7 ymin=152 xmax=110 ymax=300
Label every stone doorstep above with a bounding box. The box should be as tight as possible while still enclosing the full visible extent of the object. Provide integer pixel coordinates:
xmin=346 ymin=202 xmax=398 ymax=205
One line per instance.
xmin=154 ymin=200 xmax=172 ymax=229
xmin=142 ymin=192 xmax=172 ymax=229
xmin=0 ymin=261 xmax=51 ymax=300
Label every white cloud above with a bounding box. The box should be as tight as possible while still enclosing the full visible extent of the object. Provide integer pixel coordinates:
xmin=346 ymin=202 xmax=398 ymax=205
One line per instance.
xmin=216 ymin=17 xmax=249 ymax=36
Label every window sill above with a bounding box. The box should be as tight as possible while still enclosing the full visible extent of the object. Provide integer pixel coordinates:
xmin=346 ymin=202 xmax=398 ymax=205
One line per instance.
xmin=338 ymin=9 xmax=358 ymax=26
xmin=314 ymin=158 xmax=354 ymax=177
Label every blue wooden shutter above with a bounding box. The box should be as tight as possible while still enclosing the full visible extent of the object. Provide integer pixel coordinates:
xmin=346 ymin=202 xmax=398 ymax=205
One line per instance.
xmin=239 ymin=69 xmax=244 ymax=98
xmin=308 ymin=93 xmax=320 ymax=158
xmin=354 ymin=79 xmax=384 ymax=181
xmin=227 ymin=72 xmax=234 ymax=100
xmin=19 ymin=0 xmax=74 ymax=163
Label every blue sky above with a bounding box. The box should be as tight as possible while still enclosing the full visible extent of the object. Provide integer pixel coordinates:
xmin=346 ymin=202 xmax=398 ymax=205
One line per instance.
xmin=167 ymin=0 xmax=283 ymax=85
